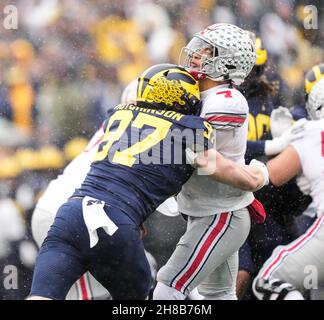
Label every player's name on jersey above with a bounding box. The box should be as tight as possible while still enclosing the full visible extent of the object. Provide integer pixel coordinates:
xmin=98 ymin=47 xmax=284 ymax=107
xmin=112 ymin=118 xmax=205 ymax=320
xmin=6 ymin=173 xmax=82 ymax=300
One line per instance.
xmin=114 ymin=103 xmax=184 ymax=122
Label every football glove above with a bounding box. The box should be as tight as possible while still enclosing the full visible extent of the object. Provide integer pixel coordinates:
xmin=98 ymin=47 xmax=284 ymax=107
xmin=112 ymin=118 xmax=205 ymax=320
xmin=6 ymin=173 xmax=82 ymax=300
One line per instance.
xmin=270 ymin=106 xmax=294 ymax=138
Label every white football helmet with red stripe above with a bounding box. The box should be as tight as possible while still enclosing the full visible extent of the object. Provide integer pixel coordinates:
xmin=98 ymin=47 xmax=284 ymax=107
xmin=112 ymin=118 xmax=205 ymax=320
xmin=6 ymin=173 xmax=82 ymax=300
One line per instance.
xmin=179 ymin=24 xmax=256 ymax=85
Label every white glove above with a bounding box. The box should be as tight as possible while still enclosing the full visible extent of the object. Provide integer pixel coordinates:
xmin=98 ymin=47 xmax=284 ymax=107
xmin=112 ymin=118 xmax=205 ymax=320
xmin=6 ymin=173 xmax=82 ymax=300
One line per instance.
xmin=265 ymin=119 xmax=306 ymax=156
xmin=296 ymin=174 xmax=311 ymax=195
xmin=270 ymin=106 xmax=294 ymax=138
xmin=249 ymin=159 xmax=269 ymax=189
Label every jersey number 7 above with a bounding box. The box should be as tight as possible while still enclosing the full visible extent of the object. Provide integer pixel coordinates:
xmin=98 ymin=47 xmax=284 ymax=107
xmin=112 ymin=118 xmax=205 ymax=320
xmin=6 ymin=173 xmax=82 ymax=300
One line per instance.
xmin=216 ymin=90 xmax=233 ymax=98
xmin=93 ymin=110 xmax=172 ymax=167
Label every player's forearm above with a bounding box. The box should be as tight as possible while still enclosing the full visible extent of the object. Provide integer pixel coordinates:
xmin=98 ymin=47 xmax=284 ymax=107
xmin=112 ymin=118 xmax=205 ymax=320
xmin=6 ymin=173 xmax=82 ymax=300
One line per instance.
xmin=266 ymin=146 xmax=302 ymax=186
xmin=212 ymin=160 xmax=265 ymax=191
xmin=196 ymin=149 xmax=267 ymax=191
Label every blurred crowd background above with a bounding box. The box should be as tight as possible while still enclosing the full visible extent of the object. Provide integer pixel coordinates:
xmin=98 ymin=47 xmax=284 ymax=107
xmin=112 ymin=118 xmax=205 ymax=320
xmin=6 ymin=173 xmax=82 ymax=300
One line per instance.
xmin=0 ymin=0 xmax=323 ymax=299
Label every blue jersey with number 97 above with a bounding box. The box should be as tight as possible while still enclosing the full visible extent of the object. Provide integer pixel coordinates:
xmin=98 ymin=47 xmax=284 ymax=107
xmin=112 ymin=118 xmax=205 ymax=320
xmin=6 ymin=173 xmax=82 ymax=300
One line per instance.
xmin=73 ymin=104 xmax=214 ymax=224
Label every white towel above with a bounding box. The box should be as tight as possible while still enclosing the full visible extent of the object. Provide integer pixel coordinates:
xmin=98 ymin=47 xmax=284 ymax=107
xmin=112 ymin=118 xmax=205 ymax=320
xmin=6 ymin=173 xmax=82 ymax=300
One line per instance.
xmin=156 ymin=197 xmax=179 ymax=217
xmin=82 ymin=196 xmax=118 ymax=248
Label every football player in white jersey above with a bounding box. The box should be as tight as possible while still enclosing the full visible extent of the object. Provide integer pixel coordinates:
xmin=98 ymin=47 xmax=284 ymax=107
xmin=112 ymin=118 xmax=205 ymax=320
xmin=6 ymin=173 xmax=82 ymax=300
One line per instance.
xmin=252 ymin=78 xmax=324 ymax=300
xmin=153 ymin=24 xmax=263 ymax=300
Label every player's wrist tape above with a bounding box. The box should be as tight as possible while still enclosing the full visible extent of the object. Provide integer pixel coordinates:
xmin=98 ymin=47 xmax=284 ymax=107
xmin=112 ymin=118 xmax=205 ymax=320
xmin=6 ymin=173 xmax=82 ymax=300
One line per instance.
xmin=249 ymin=159 xmax=269 ymax=189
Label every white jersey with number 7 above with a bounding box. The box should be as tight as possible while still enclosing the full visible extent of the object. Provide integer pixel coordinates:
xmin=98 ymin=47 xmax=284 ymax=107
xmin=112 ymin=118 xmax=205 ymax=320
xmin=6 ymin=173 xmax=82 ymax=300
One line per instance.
xmin=177 ymin=83 xmax=254 ymax=217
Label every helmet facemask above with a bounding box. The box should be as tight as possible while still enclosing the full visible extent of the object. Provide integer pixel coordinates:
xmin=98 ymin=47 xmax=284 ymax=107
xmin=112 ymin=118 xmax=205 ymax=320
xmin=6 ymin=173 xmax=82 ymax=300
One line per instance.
xmin=179 ymin=37 xmax=218 ymax=81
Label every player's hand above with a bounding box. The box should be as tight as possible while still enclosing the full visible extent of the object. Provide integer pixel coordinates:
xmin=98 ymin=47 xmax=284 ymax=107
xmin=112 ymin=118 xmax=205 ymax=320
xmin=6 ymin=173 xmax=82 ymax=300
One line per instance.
xmin=265 ymin=119 xmax=306 ymax=156
xmin=249 ymin=159 xmax=269 ymax=188
xmin=270 ymin=106 xmax=294 ymax=138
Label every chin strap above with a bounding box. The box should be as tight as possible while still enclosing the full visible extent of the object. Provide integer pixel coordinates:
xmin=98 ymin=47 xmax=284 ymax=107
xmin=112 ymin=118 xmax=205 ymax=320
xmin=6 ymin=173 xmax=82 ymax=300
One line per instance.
xmin=188 ymin=70 xmax=207 ymax=81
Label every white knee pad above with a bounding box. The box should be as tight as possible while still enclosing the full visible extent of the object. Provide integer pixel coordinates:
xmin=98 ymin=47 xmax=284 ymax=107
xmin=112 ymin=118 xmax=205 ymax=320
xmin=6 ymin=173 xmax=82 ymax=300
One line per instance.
xmin=153 ymin=282 xmax=186 ymax=300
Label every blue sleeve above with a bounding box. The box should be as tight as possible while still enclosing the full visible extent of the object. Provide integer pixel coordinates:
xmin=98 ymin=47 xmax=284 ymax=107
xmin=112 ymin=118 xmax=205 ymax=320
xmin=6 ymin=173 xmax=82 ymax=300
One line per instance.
xmin=245 ymin=140 xmax=265 ymax=163
xmin=291 ymin=105 xmax=307 ymax=120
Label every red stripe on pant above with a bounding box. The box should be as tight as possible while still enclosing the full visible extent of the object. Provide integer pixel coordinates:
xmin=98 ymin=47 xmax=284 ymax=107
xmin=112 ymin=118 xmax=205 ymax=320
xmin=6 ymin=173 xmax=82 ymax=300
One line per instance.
xmin=79 ymin=274 xmax=89 ymax=300
xmin=261 ymin=216 xmax=324 ymax=279
xmin=175 ymin=212 xmax=228 ymax=292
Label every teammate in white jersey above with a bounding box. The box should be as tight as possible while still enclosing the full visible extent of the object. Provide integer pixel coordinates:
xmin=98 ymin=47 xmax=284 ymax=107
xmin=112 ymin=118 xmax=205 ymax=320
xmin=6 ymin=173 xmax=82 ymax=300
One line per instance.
xmin=253 ymin=78 xmax=324 ymax=300
xmin=153 ymin=24 xmax=263 ymax=300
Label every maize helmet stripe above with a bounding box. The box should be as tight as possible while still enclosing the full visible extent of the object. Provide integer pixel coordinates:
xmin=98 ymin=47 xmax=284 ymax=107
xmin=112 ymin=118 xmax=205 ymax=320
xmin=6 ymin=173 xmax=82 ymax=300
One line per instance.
xmin=313 ymin=65 xmax=323 ymax=83
xmin=305 ymin=63 xmax=324 ymax=95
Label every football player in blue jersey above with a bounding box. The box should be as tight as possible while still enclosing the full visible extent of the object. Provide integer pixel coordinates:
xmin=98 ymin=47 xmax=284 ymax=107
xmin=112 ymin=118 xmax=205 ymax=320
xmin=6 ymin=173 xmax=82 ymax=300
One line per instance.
xmin=27 ymin=64 xmax=268 ymax=300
